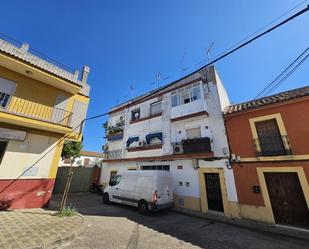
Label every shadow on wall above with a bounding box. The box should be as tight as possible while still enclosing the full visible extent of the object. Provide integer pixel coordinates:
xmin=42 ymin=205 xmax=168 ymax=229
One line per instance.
xmin=0 ymin=199 xmax=13 ymax=210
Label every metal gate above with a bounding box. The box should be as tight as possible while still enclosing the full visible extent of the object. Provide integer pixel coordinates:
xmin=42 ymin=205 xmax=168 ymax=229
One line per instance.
xmin=264 ymin=172 xmax=309 ymax=228
xmin=204 ymin=173 xmax=224 ymax=212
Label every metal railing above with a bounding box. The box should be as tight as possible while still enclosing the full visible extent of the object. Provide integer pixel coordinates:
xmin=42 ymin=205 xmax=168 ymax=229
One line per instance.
xmin=103 ymin=149 xmax=122 ymax=160
xmin=254 ymin=135 xmax=292 ymax=156
xmin=172 ymin=137 xmax=212 ymax=154
xmin=0 ymin=93 xmax=72 ymax=127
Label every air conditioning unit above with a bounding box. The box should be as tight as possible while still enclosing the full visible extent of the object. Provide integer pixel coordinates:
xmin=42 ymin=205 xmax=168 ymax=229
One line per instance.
xmin=173 ymin=143 xmax=183 ymax=154
xmin=138 ymin=141 xmax=146 ymax=147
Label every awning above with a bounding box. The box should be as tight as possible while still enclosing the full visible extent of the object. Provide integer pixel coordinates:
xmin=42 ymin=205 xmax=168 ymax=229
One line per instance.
xmin=126 ymin=137 xmax=139 ymax=147
xmin=146 ymin=132 xmax=163 ymax=144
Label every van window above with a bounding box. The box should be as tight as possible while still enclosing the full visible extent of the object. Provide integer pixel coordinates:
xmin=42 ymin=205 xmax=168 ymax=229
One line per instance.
xmin=110 ymin=175 xmax=121 ymax=186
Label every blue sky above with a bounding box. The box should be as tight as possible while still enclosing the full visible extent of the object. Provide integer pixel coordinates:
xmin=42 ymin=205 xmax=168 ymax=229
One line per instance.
xmin=1 ymin=0 xmax=308 ymax=152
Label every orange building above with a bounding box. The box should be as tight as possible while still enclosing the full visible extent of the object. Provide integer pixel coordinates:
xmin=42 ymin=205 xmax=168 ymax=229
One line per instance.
xmin=224 ymin=86 xmax=309 ymax=229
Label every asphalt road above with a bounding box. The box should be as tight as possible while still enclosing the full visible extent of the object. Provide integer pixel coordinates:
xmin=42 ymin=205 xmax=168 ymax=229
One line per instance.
xmin=52 ymin=193 xmax=309 ymax=249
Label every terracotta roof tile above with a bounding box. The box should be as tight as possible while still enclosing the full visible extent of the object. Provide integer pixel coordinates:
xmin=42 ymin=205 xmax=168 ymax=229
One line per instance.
xmin=225 ymin=86 xmax=309 ymax=114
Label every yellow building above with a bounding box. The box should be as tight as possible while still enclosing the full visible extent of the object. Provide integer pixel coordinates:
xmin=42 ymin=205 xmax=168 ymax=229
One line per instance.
xmin=0 ymin=38 xmax=90 ymax=209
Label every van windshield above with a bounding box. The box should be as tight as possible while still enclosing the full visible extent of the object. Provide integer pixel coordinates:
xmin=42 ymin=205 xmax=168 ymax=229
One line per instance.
xmin=110 ymin=175 xmax=121 ymax=186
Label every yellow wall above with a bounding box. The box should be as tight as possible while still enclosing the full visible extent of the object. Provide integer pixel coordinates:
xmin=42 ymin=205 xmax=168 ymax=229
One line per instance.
xmin=0 ymin=65 xmax=73 ymax=111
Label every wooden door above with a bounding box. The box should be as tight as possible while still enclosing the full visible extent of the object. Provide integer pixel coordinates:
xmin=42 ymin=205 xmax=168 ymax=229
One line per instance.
xmin=264 ymin=172 xmax=309 ymax=228
xmin=205 ymin=173 xmax=224 ymax=212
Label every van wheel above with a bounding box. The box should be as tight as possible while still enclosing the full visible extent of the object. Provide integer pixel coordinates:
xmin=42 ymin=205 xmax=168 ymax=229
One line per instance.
xmin=138 ymin=200 xmax=149 ymax=215
xmin=103 ymin=193 xmax=110 ymax=204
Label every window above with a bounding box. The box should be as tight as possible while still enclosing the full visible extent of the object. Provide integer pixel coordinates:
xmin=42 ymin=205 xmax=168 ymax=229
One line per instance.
xmin=0 ymin=141 xmax=8 ymax=165
xmin=109 ymin=170 xmax=118 ymax=182
xmin=186 ymin=127 xmax=201 ymax=139
xmin=140 ymin=165 xmax=170 ymax=171
xmin=110 ymin=175 xmax=121 ymax=186
xmin=0 ymin=77 xmax=16 ymax=109
xmin=150 ymin=101 xmax=162 ymax=115
xmin=171 ymin=82 xmax=202 ymax=107
xmin=255 ymin=119 xmax=287 ymax=156
xmin=131 ymin=109 xmax=140 ymax=121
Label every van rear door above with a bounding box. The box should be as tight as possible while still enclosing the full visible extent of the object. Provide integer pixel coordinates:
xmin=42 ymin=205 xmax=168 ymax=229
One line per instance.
xmin=156 ymin=176 xmax=173 ymax=204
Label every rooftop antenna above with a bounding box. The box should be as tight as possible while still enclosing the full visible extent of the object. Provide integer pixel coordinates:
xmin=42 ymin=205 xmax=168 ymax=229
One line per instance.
xmin=156 ymin=72 xmax=161 ymax=88
xmin=205 ymin=42 xmax=214 ymax=62
xmin=130 ymin=84 xmax=135 ymax=98
xmin=180 ymin=52 xmax=189 ymax=75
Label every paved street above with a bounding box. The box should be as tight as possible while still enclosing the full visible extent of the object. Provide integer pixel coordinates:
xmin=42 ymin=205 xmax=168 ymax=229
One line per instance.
xmin=51 ymin=193 xmax=308 ymax=249
xmin=0 ymin=208 xmax=84 ymax=249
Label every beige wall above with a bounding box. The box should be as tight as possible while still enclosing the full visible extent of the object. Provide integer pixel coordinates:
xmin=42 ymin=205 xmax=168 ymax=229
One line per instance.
xmin=0 ymin=132 xmax=59 ymax=179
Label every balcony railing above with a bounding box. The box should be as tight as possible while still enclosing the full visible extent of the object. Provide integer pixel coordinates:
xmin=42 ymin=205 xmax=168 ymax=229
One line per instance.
xmin=0 ymin=94 xmax=72 ymax=127
xmin=254 ymin=135 xmax=292 ymax=157
xmin=173 ymin=137 xmax=212 ymax=154
xmin=103 ymin=149 xmax=122 ymax=160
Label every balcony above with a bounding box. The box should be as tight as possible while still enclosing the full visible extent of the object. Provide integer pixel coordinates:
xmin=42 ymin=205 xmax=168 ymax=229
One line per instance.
xmin=103 ymin=149 xmax=122 ymax=160
xmin=104 ymin=120 xmax=125 ymax=141
xmin=0 ymin=93 xmax=72 ymax=127
xmin=254 ymin=135 xmax=292 ymax=157
xmin=173 ymin=137 xmax=212 ymax=154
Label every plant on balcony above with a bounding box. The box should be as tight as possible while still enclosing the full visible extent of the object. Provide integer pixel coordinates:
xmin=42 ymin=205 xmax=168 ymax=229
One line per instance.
xmin=103 ymin=119 xmax=125 ymax=135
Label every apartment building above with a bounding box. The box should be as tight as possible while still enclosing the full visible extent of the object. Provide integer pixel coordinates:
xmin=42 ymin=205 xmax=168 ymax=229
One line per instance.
xmin=0 ymin=38 xmax=90 ymax=209
xmin=225 ymin=86 xmax=309 ymax=228
xmin=101 ymin=66 xmax=239 ymax=218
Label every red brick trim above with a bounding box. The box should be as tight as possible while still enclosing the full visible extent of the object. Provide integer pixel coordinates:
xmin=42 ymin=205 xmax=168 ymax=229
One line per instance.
xmin=103 ymin=151 xmax=214 ymax=162
xmin=130 ymin=112 xmax=162 ymax=124
xmin=127 ymin=144 xmax=162 ymax=152
xmin=171 ymin=111 xmax=208 ymax=122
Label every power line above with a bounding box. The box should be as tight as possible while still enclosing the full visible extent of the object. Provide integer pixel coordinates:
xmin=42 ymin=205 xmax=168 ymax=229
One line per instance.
xmin=196 ymin=0 xmax=308 ymax=66
xmin=131 ymin=5 xmax=309 ymax=107
xmin=1 ymin=4 xmax=309 ymax=194
xmin=0 ymin=111 xmax=110 ymax=194
xmin=263 ymin=53 xmax=309 ymax=95
xmin=254 ymin=47 xmax=309 ymax=99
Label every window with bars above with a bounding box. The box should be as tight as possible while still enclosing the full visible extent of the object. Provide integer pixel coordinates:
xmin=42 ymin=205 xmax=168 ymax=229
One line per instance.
xmin=171 ymin=82 xmax=202 ymax=107
xmin=255 ymin=119 xmax=289 ymax=156
xmin=140 ymin=165 xmax=170 ymax=171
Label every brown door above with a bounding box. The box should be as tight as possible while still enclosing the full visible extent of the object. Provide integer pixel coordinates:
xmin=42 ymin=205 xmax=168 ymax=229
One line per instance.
xmin=264 ymin=172 xmax=309 ymax=228
xmin=205 ymin=173 xmax=224 ymax=212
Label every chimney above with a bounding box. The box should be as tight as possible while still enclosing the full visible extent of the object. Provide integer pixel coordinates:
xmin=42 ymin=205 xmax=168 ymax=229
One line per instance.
xmin=81 ymin=65 xmax=90 ymax=84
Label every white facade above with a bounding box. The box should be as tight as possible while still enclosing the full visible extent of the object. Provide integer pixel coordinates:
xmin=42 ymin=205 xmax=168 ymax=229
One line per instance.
xmin=59 ymin=151 xmax=103 ymax=168
xmin=101 ymin=66 xmax=239 ymax=217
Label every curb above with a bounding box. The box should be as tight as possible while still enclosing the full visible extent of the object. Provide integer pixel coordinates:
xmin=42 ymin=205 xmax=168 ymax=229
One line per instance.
xmin=172 ymin=208 xmax=309 ymax=242
xmin=25 ymin=212 xmax=88 ymax=249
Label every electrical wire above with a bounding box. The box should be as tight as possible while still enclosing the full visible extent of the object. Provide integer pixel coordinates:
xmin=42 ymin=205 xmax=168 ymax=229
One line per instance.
xmin=253 ymin=47 xmax=309 ymax=99
xmin=196 ymin=0 xmax=308 ymax=65
xmin=1 ymin=4 xmax=309 ymax=193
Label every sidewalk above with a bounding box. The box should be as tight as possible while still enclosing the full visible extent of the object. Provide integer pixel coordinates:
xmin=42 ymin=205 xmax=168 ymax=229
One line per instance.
xmin=0 ymin=209 xmax=86 ymax=249
xmin=173 ymin=207 xmax=309 ymax=242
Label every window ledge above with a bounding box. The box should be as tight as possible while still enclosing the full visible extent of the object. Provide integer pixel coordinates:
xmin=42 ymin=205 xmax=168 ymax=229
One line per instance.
xmin=130 ymin=112 xmax=162 ymax=124
xmin=127 ymin=143 xmax=162 ymax=152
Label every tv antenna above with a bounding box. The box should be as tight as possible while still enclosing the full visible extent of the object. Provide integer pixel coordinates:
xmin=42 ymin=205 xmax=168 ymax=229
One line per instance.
xmin=205 ymin=42 xmax=214 ymax=62
xmin=180 ymin=52 xmax=189 ymax=75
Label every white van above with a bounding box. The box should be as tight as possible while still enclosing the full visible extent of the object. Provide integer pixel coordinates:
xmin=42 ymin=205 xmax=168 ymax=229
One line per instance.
xmin=103 ymin=170 xmax=174 ymax=214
